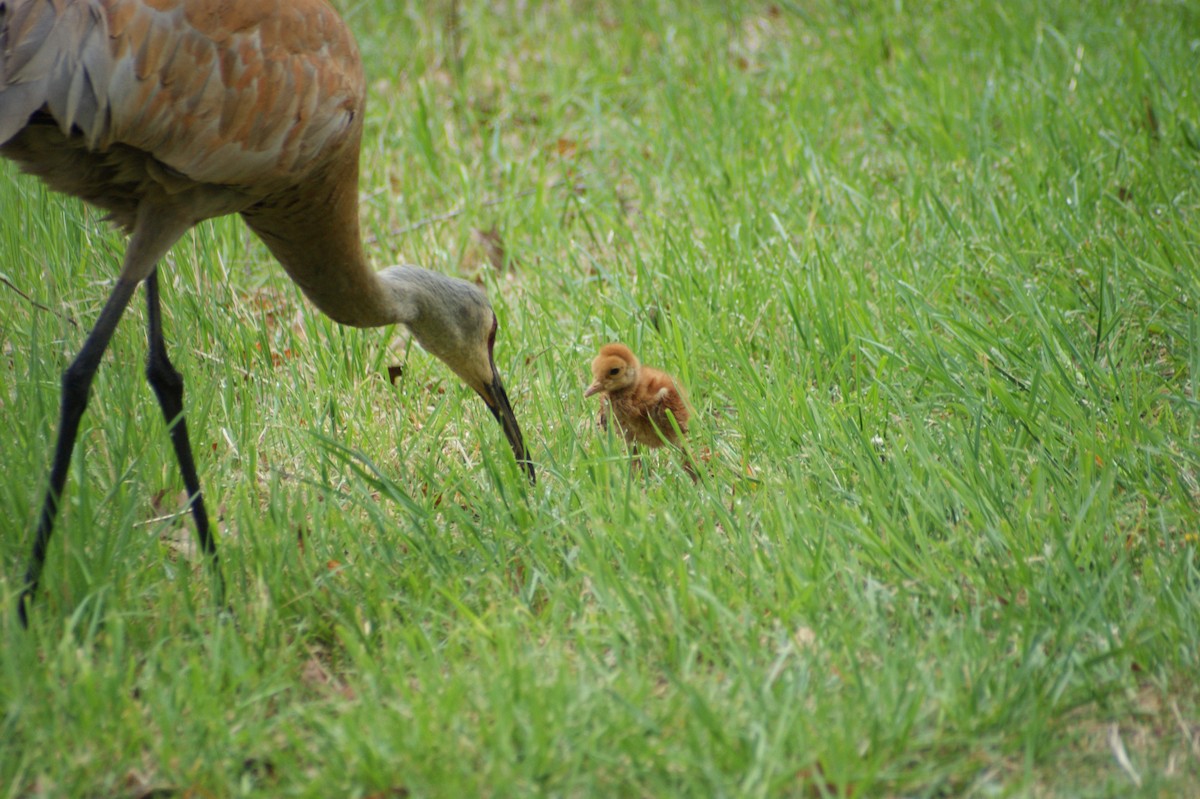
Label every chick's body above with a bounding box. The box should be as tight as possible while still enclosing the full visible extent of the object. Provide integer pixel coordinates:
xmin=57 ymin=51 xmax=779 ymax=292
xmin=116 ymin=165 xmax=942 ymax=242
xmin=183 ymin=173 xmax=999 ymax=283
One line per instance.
xmin=585 ymin=343 xmax=689 ymax=448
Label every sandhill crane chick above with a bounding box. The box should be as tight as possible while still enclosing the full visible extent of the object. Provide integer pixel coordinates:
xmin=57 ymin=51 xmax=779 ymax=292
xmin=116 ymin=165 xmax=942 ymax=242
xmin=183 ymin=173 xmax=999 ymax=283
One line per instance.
xmin=584 ymin=343 xmax=690 ymax=455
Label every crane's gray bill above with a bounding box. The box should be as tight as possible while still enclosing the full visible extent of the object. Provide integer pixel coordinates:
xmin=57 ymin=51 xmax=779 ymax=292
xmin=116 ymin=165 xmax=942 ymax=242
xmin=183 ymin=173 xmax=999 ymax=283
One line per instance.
xmin=478 ymin=367 xmax=535 ymax=484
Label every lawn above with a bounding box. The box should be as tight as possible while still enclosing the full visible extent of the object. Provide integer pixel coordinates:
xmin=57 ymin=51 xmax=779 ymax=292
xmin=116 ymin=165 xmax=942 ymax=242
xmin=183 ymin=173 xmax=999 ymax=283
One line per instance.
xmin=2 ymin=0 xmax=1199 ymax=796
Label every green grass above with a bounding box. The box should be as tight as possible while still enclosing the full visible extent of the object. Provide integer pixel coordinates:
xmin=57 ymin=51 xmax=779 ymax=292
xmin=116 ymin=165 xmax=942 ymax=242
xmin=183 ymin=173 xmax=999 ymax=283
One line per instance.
xmin=3 ymin=0 xmax=1199 ymax=795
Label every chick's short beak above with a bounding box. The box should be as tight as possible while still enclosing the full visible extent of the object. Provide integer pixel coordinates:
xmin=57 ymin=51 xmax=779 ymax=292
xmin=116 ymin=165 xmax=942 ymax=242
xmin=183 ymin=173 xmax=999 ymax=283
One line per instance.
xmin=477 ymin=365 xmax=535 ymax=484
xmin=583 ymin=381 xmax=602 ymax=398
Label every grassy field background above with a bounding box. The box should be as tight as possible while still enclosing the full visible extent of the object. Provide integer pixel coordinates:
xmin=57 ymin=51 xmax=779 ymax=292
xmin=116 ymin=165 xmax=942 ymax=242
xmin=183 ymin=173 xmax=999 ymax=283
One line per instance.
xmin=3 ymin=0 xmax=1199 ymax=795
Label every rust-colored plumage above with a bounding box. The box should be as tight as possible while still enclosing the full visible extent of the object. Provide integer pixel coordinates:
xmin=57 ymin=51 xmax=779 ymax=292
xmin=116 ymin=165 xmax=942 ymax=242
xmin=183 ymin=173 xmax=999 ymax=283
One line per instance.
xmin=2 ymin=0 xmax=533 ymax=625
xmin=584 ymin=343 xmax=694 ymax=476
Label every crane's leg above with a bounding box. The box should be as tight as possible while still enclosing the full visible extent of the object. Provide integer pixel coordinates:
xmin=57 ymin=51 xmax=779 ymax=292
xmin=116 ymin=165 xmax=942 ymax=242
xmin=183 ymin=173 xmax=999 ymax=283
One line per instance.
xmin=19 ymin=278 xmax=141 ymax=627
xmin=19 ymin=202 xmax=190 ymax=627
xmin=143 ymin=270 xmax=224 ymax=602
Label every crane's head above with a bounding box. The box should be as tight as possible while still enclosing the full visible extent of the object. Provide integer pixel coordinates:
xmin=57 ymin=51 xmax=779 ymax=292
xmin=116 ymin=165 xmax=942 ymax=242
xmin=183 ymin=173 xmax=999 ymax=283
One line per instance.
xmin=584 ymin=343 xmax=640 ymax=397
xmin=379 ymin=266 xmax=534 ymax=483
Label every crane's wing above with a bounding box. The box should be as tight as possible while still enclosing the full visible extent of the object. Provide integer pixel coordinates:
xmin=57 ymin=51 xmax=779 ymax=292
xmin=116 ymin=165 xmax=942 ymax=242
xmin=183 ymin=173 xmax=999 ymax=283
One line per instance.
xmin=645 ymin=373 xmax=689 ymax=437
xmin=0 ymin=0 xmax=363 ymax=188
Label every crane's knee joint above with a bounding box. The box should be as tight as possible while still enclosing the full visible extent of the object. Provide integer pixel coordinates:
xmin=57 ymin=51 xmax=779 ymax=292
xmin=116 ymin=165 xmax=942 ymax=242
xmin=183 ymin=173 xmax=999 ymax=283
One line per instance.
xmin=145 ymin=354 xmax=183 ymax=394
xmin=60 ymin=364 xmax=94 ymax=409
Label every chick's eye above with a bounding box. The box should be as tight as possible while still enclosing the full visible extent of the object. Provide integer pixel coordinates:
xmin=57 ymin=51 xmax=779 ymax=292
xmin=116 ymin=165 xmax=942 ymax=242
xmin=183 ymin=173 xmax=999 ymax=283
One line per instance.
xmin=609 ymin=367 xmax=620 ymax=376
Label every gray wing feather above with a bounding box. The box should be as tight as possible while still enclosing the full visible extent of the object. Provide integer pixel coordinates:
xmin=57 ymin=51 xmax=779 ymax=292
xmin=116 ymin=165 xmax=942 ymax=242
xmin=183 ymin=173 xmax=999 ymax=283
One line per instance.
xmin=1 ymin=0 xmax=110 ymax=146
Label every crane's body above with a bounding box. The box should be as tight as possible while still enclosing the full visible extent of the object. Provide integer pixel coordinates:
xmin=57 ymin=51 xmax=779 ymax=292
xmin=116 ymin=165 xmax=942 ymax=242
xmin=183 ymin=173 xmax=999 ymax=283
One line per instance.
xmin=1 ymin=0 xmax=534 ymax=625
xmin=0 ymin=0 xmax=373 ymax=320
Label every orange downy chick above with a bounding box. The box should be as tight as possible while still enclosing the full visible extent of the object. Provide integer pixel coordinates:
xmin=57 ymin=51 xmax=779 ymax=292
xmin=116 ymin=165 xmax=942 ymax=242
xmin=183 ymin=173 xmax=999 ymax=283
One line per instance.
xmin=584 ymin=344 xmax=693 ymax=473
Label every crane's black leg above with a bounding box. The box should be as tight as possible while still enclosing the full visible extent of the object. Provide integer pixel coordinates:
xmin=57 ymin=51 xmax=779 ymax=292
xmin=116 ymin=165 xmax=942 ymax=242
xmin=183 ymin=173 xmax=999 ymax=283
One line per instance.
xmin=19 ymin=278 xmax=140 ymax=627
xmin=144 ymin=270 xmax=224 ymax=604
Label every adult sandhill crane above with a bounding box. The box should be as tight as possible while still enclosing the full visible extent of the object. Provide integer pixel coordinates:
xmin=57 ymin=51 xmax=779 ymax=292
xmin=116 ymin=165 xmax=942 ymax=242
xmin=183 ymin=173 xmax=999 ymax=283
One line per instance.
xmin=1 ymin=0 xmax=535 ymax=626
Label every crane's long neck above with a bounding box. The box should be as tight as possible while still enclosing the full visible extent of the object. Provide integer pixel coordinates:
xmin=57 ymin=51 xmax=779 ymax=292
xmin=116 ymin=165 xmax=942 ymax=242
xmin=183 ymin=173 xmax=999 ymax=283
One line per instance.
xmin=241 ymin=153 xmax=404 ymax=329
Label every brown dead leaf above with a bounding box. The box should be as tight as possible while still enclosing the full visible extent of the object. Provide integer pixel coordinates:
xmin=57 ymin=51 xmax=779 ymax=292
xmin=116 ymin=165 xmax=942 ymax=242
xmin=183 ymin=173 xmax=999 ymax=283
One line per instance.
xmin=301 ymin=656 xmax=329 ymax=687
xmin=1143 ymin=96 xmax=1160 ymax=140
xmin=300 ymin=652 xmax=357 ymax=701
xmin=507 ymin=555 xmax=527 ymax=592
xmin=795 ymin=762 xmax=855 ymax=798
xmin=264 ymin=347 xmax=296 ymax=368
xmin=148 ymin=489 xmax=188 ymax=520
xmin=471 ymin=225 xmax=509 ymax=272
xmin=123 ymin=769 xmax=176 ymax=799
